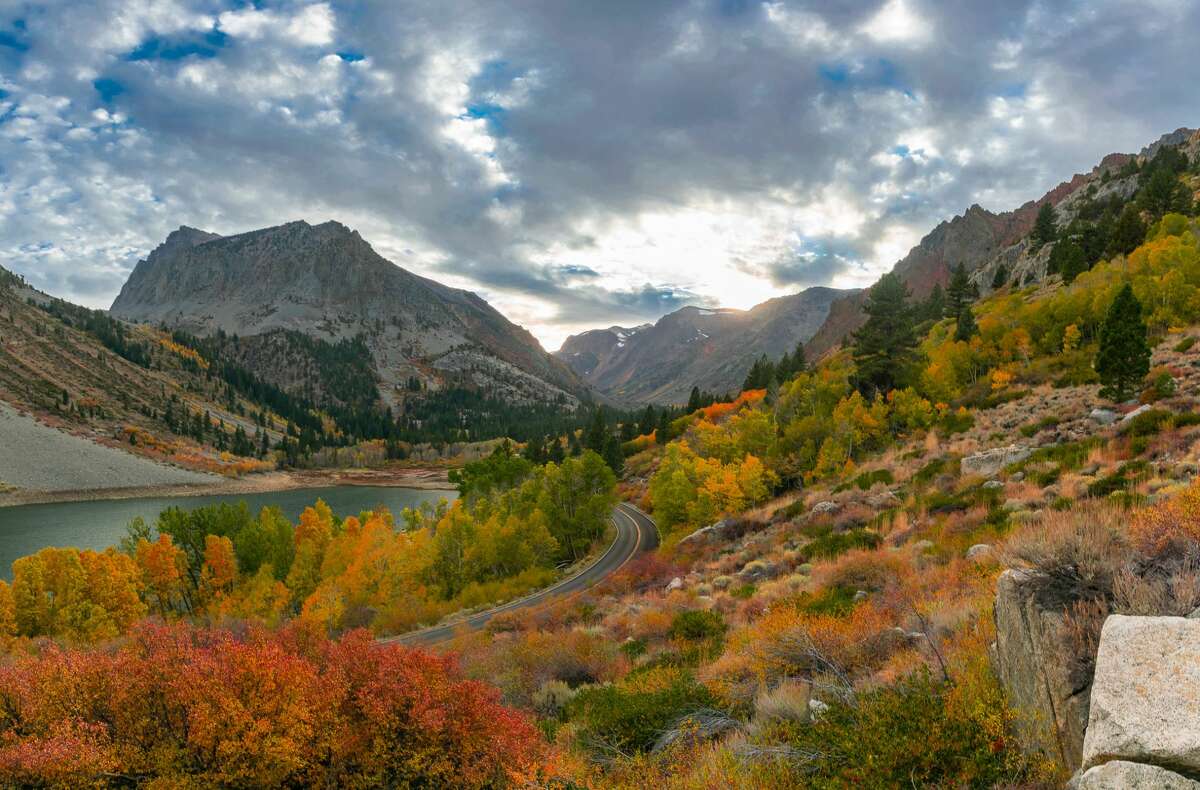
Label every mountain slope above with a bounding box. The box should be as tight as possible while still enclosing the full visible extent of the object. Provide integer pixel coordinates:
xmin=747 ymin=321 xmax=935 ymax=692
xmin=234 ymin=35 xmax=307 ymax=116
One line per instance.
xmin=111 ymin=220 xmax=585 ymax=408
xmin=556 ymin=287 xmax=849 ymax=404
xmin=805 ymin=128 xmax=1200 ymax=358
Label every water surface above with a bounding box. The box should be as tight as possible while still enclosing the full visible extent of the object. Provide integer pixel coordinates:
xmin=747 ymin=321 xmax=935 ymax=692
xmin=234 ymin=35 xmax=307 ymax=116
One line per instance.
xmin=0 ymin=486 xmax=455 ymax=578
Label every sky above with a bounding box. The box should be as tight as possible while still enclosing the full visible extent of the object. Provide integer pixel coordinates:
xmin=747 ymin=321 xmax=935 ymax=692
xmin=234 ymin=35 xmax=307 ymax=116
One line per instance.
xmin=1 ymin=1 xmax=1198 ymax=350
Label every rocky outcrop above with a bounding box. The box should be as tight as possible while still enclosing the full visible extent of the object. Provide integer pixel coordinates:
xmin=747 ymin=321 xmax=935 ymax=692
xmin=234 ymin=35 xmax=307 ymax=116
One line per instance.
xmin=992 ymin=569 xmax=1090 ymax=770
xmin=1081 ymin=615 xmax=1200 ymax=775
xmin=961 ymin=445 xmax=1032 ymax=478
xmin=1072 ymin=761 xmax=1200 ymax=789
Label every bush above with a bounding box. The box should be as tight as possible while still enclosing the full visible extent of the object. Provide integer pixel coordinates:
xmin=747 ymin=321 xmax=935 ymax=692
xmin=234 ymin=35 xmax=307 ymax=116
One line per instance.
xmin=1175 ymin=336 xmax=1196 ymax=353
xmin=1004 ymin=506 xmax=1127 ymax=606
xmin=1120 ymin=408 xmax=1173 ymax=437
xmin=799 ymin=526 xmax=881 ymax=562
xmin=669 ymin=610 xmax=727 ymax=642
xmin=567 ymin=668 xmax=717 ymax=755
xmin=766 ymin=670 xmax=1046 ymax=788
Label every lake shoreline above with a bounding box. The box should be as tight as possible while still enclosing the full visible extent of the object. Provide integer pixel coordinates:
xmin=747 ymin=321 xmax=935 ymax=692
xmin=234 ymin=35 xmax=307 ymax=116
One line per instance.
xmin=0 ymin=467 xmax=455 ymax=509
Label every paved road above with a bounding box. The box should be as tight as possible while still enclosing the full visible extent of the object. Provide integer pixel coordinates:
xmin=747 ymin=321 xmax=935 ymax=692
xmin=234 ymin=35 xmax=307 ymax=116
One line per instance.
xmin=384 ymin=502 xmax=659 ymax=647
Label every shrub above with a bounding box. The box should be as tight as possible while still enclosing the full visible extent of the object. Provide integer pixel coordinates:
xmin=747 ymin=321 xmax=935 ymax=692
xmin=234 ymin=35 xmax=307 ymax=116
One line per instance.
xmin=914 ymin=457 xmax=950 ymax=486
xmin=567 ymin=668 xmax=717 ymax=756
xmin=1120 ymin=408 xmax=1173 ymax=437
xmin=1004 ymin=506 xmax=1127 ymax=606
xmin=765 ymin=670 xmax=1046 ymax=788
xmin=669 ymin=610 xmax=727 ymax=642
xmin=1175 ymin=336 xmax=1196 ymax=353
xmin=1130 ymin=479 xmax=1200 ymax=560
xmin=799 ymin=526 xmax=882 ymax=562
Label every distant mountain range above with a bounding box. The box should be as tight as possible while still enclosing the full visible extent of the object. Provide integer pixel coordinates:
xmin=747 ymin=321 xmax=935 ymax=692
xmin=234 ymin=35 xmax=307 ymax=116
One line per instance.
xmin=110 ymin=220 xmax=585 ymax=409
xmin=555 ymin=288 xmax=848 ymax=404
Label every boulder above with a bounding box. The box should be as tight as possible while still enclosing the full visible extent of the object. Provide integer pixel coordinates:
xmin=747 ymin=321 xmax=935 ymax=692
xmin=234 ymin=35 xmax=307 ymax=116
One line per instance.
xmin=961 ymin=445 xmax=1032 ymax=477
xmin=992 ymin=569 xmax=1090 ymax=770
xmin=665 ymin=577 xmax=684 ymax=593
xmin=966 ymin=544 xmax=995 ymax=562
xmin=1089 ymin=409 xmax=1119 ymax=426
xmin=1121 ymin=404 xmax=1153 ymax=423
xmin=679 ymin=520 xmax=729 ymax=546
xmin=982 ymin=479 xmax=1005 ymax=490
xmin=1071 ymin=761 xmax=1200 ymax=789
xmin=810 ymin=501 xmax=839 ymax=516
xmin=1082 ymin=615 xmax=1200 ymax=773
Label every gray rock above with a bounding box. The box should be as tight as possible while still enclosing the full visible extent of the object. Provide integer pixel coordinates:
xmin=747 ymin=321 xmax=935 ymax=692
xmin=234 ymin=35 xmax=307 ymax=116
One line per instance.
xmin=966 ymin=544 xmax=994 ymax=562
xmin=853 ymin=590 xmax=869 ymax=602
xmin=809 ymin=699 xmax=829 ymax=719
xmin=1011 ymin=471 xmax=1026 ymax=482
xmin=1089 ymin=408 xmax=1119 ymax=426
xmin=982 ymin=479 xmax=1005 ymax=490
xmin=810 ymin=501 xmax=839 ymax=516
xmin=1072 ymin=761 xmax=1200 ymax=789
xmin=665 ymin=577 xmax=684 ymax=593
xmin=961 ymin=445 xmax=1032 ymax=477
xmin=679 ymin=520 xmax=730 ymax=545
xmin=1082 ymin=615 xmax=1200 ymax=772
xmin=993 ymin=569 xmax=1090 ymax=770
xmin=1121 ymin=404 xmax=1154 ymax=423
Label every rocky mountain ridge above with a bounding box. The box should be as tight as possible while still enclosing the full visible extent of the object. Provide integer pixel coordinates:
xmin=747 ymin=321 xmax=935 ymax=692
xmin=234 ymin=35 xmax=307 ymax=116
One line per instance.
xmin=806 ymin=127 xmax=1200 ymax=358
xmin=110 ymin=220 xmax=585 ymax=409
xmin=556 ymin=287 xmax=849 ymax=404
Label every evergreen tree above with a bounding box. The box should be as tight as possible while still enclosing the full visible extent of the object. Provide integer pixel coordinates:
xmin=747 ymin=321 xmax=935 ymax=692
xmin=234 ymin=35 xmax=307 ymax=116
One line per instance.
xmin=638 ymin=404 xmax=657 ymax=436
xmin=686 ymin=386 xmax=702 ymax=413
xmin=1107 ymin=205 xmax=1147 ymax=258
xmin=789 ymin=340 xmax=807 ymax=375
xmin=656 ymin=410 xmax=671 ymax=444
xmin=1030 ymin=202 xmax=1058 ymax=249
xmin=584 ymin=409 xmax=607 ymax=453
xmin=602 ymin=434 xmax=624 ymax=475
xmin=919 ymin=283 xmax=946 ymax=321
xmin=991 ymin=264 xmax=1008 ymax=290
xmin=851 ymin=273 xmax=917 ymax=396
xmin=1096 ymin=283 xmax=1150 ymax=402
xmin=547 ymin=436 xmax=566 ymax=463
xmin=954 ymin=306 xmax=978 ymax=342
xmin=945 ymin=263 xmax=978 ymax=318
xmin=1049 ymin=238 xmax=1088 ymax=284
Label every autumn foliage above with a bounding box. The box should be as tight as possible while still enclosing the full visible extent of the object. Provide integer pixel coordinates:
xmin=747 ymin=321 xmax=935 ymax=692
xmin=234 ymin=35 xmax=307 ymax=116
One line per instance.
xmin=0 ymin=622 xmax=547 ymax=788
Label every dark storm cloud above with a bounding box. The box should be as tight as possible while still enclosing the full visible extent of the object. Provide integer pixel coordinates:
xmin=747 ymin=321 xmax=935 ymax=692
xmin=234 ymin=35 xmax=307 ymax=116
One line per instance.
xmin=1 ymin=0 xmax=1199 ymax=342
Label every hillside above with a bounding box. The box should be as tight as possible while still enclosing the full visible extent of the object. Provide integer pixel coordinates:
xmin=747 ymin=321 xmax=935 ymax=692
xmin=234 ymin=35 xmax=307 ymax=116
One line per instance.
xmin=111 ymin=220 xmax=586 ymax=409
xmin=805 ymin=127 xmax=1200 ymax=358
xmin=556 ymin=287 xmax=848 ymax=404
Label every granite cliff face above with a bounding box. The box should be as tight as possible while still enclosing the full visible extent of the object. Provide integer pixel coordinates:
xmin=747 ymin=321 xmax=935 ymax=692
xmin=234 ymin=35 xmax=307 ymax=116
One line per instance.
xmin=111 ymin=220 xmax=584 ymax=407
xmin=556 ymin=287 xmax=848 ymax=404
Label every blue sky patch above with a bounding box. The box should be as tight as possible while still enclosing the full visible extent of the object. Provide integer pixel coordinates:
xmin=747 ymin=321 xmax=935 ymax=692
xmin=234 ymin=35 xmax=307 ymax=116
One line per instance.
xmin=126 ymin=29 xmax=227 ymax=61
xmin=337 ymin=50 xmax=365 ymax=62
xmin=93 ymin=78 xmax=124 ymax=103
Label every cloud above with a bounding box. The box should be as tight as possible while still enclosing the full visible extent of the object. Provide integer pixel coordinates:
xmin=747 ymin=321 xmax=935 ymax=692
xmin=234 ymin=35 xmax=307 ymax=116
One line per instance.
xmin=1 ymin=0 xmax=1199 ymax=348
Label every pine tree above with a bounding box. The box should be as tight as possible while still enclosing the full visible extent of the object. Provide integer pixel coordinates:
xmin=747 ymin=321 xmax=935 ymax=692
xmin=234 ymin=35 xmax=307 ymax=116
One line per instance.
xmin=852 ymin=273 xmax=917 ymax=396
xmin=1107 ymin=204 xmax=1146 ymax=258
xmin=638 ymin=404 xmax=657 ymax=436
xmin=686 ymin=386 xmax=702 ymax=413
xmin=1096 ymin=283 xmax=1150 ymax=402
xmin=656 ymin=410 xmax=671 ymax=445
xmin=991 ymin=264 xmax=1008 ymax=290
xmin=584 ymin=409 xmax=607 ymax=452
xmin=1031 ymin=202 xmax=1058 ymax=249
xmin=945 ymin=263 xmax=978 ymax=318
xmin=1049 ymin=238 xmax=1088 ymax=284
xmin=602 ymin=434 xmax=625 ymax=475
xmin=954 ymin=305 xmax=978 ymax=342
xmin=920 ymin=283 xmax=946 ymax=321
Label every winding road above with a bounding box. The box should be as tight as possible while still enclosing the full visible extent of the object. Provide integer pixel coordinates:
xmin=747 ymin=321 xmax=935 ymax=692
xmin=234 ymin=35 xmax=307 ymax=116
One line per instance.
xmin=384 ymin=502 xmax=659 ymax=647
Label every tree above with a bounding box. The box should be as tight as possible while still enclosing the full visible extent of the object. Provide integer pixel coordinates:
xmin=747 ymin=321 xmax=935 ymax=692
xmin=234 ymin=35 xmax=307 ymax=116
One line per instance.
xmin=686 ymin=386 xmax=702 ymax=413
xmin=919 ymin=283 xmax=946 ymax=322
xmin=991 ymin=264 xmax=1008 ymax=290
xmin=656 ymin=410 xmax=672 ymax=445
xmin=1049 ymin=238 xmax=1088 ymax=284
xmin=1030 ymin=202 xmax=1058 ymax=249
xmin=945 ymin=263 xmax=978 ymax=318
xmin=1096 ymin=283 xmax=1150 ymax=402
xmin=852 ymin=273 xmax=917 ymax=396
xmin=954 ymin=306 xmax=978 ymax=342
xmin=1107 ymin=204 xmax=1147 ymax=258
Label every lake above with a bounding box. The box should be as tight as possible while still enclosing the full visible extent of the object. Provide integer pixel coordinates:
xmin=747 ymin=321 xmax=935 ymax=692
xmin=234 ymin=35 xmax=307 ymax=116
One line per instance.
xmin=0 ymin=485 xmax=456 ymax=579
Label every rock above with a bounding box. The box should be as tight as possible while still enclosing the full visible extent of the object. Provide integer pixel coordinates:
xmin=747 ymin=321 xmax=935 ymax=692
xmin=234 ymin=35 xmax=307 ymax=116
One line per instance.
xmin=1188 ymin=605 xmax=1200 ymax=619
xmin=1089 ymin=408 xmax=1119 ymax=426
xmin=665 ymin=577 xmax=684 ymax=593
xmin=1082 ymin=615 xmax=1200 ymax=773
xmin=1002 ymin=498 xmax=1026 ymax=512
xmin=1071 ymin=761 xmax=1200 ymax=789
xmin=982 ymin=479 xmax=1004 ymax=490
xmin=809 ymin=699 xmax=829 ymax=719
xmin=961 ymin=445 xmax=1032 ymax=477
xmin=853 ymin=590 xmax=869 ymax=602
xmin=1011 ymin=471 xmax=1026 ymax=482
xmin=966 ymin=544 xmax=994 ymax=562
xmin=993 ymin=569 xmax=1090 ymax=770
xmin=679 ymin=520 xmax=729 ymax=545
xmin=810 ymin=501 xmax=839 ymax=516
xmin=1120 ymin=404 xmax=1153 ymax=423
xmin=739 ymin=560 xmax=776 ymax=581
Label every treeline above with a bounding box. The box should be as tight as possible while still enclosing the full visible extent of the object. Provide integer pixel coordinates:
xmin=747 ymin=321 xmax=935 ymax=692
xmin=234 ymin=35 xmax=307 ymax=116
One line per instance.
xmin=35 ymin=296 xmax=152 ymax=367
xmin=0 ymin=449 xmax=617 ymax=642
